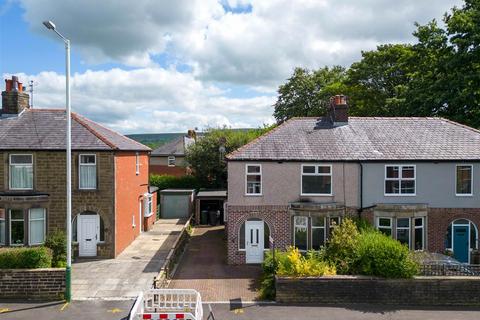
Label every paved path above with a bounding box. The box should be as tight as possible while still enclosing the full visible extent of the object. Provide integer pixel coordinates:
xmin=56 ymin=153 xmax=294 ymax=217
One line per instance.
xmin=1 ymin=301 xmax=480 ymax=320
xmin=168 ymin=225 xmax=262 ymax=302
xmin=72 ymin=219 xmax=185 ymax=300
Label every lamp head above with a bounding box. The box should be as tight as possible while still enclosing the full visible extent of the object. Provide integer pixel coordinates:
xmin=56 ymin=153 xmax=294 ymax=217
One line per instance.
xmin=43 ymin=20 xmax=56 ymax=30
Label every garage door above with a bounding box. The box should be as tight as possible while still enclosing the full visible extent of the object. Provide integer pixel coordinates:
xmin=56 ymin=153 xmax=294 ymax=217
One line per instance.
xmin=161 ymin=195 xmax=190 ymax=218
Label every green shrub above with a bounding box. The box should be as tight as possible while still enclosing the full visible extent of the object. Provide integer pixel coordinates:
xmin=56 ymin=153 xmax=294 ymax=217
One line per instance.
xmin=325 ymin=218 xmax=360 ymax=274
xmin=356 ymin=231 xmax=419 ymax=278
xmin=259 ymin=250 xmax=279 ymax=300
xmin=149 ymin=174 xmax=200 ymax=190
xmin=352 ymin=217 xmax=375 ymax=233
xmin=44 ymin=231 xmax=67 ymax=267
xmin=0 ymin=247 xmax=52 ymax=269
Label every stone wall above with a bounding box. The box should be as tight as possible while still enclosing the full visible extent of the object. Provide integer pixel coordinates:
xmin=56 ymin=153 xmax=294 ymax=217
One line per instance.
xmin=276 ymin=276 xmax=480 ymax=306
xmin=0 ymin=268 xmax=65 ymax=300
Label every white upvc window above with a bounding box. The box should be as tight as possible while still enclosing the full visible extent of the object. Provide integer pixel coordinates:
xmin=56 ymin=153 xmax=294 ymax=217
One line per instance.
xmin=135 ymin=152 xmax=140 ymax=175
xmin=396 ymin=218 xmax=410 ymax=248
xmin=385 ymin=165 xmax=416 ymax=196
xmin=144 ymin=193 xmax=153 ymax=217
xmin=376 ymin=217 xmax=392 ymax=236
xmin=293 ymin=216 xmax=308 ymax=252
xmin=9 ymin=209 xmax=24 ymax=246
xmin=0 ymin=209 xmax=5 ymax=245
xmin=168 ymin=156 xmax=176 ymax=167
xmin=245 ymin=164 xmax=262 ymax=195
xmin=414 ymin=217 xmax=425 ymax=251
xmin=456 ymin=164 xmax=473 ymax=196
xmin=29 ymin=208 xmax=46 ymax=245
xmin=301 ymin=164 xmax=332 ymax=196
xmin=9 ymin=154 xmax=33 ymax=190
xmin=79 ymin=154 xmax=97 ymax=190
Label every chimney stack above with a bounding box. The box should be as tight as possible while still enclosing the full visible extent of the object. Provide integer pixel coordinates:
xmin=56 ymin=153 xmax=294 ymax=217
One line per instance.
xmin=329 ymin=94 xmax=348 ymax=126
xmin=2 ymin=76 xmax=30 ymax=116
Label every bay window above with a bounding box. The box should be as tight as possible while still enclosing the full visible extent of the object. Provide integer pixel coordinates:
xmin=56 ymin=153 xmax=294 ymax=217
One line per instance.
xmin=293 ymin=215 xmax=340 ymax=251
xmin=29 ymin=208 xmax=46 ymax=245
xmin=311 ymin=217 xmax=326 ymax=250
xmin=414 ymin=218 xmax=424 ymax=250
xmin=376 ymin=216 xmax=425 ymax=250
xmin=456 ymin=165 xmax=473 ymax=196
xmin=245 ymin=164 xmax=262 ymax=195
xmin=301 ymin=165 xmax=332 ymax=195
xmin=9 ymin=154 xmax=33 ymax=190
xmin=385 ymin=165 xmax=415 ymax=195
xmin=396 ymin=218 xmax=410 ymax=247
xmin=293 ymin=216 xmax=308 ymax=251
xmin=377 ymin=217 xmax=392 ymax=236
xmin=79 ymin=154 xmax=97 ymax=189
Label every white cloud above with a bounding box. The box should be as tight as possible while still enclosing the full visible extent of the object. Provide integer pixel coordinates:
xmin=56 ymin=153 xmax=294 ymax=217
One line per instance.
xmin=20 ymin=0 xmax=461 ymax=85
xmin=6 ymin=69 xmax=275 ymax=134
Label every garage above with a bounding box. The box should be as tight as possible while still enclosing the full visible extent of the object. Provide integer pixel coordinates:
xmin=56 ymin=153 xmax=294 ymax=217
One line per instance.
xmin=194 ymin=190 xmax=227 ymax=225
xmin=160 ymin=189 xmax=195 ymax=219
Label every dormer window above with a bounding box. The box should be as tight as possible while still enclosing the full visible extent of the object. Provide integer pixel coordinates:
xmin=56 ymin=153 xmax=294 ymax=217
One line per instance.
xmin=9 ymin=154 xmax=33 ymax=190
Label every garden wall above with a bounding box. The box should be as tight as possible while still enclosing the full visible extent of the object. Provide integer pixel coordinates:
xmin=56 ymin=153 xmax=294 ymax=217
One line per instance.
xmin=276 ymin=275 xmax=480 ymax=306
xmin=0 ymin=268 xmax=65 ymax=300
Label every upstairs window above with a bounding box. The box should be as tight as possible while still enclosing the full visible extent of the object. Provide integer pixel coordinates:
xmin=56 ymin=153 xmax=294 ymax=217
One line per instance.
xmin=456 ymin=165 xmax=473 ymax=196
xmin=301 ymin=165 xmax=332 ymax=195
xmin=9 ymin=154 xmax=33 ymax=190
xmin=385 ymin=165 xmax=415 ymax=195
xmin=79 ymin=154 xmax=97 ymax=190
xmin=168 ymin=156 xmax=176 ymax=167
xmin=245 ymin=164 xmax=262 ymax=195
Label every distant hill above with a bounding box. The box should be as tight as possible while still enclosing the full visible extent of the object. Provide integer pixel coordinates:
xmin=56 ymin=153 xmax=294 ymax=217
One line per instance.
xmin=127 ymin=133 xmax=185 ymax=149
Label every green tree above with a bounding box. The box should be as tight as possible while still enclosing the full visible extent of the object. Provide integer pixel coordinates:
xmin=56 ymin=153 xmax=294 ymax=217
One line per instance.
xmin=346 ymin=44 xmax=414 ymax=117
xmin=185 ymin=127 xmax=273 ymax=189
xmin=273 ymin=66 xmax=347 ymax=123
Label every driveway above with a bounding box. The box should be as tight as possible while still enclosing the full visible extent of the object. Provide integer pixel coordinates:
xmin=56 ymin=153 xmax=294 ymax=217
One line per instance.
xmin=168 ymin=225 xmax=262 ymax=302
xmin=72 ymin=219 xmax=185 ymax=300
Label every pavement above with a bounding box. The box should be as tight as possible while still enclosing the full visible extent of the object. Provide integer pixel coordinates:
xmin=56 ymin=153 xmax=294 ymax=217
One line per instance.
xmin=71 ymin=219 xmax=185 ymax=300
xmin=1 ymin=301 xmax=480 ymax=320
xmin=168 ymin=225 xmax=262 ymax=302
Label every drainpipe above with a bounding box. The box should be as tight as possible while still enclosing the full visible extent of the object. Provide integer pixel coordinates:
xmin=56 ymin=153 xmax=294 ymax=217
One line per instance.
xmin=358 ymin=162 xmax=363 ymax=218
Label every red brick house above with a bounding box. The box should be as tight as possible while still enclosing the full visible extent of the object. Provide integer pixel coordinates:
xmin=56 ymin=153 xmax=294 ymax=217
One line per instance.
xmin=149 ymin=132 xmax=196 ymax=177
xmin=0 ymin=76 xmax=157 ymax=258
xmin=226 ymin=95 xmax=480 ymax=264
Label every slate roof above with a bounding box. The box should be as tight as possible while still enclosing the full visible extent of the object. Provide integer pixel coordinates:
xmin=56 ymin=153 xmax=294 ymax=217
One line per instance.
xmin=0 ymin=109 xmax=150 ymax=151
xmin=151 ymin=136 xmax=196 ymax=156
xmin=226 ymin=117 xmax=480 ymax=161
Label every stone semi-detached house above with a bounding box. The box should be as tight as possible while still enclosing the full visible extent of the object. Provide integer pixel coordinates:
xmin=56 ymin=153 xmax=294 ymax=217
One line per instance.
xmin=226 ymin=95 xmax=480 ymax=265
xmin=0 ymin=76 xmax=157 ymax=258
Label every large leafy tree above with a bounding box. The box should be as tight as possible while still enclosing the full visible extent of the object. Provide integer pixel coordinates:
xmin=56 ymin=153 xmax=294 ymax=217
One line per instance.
xmin=273 ymin=66 xmax=347 ymax=123
xmin=185 ymin=127 xmax=273 ymax=189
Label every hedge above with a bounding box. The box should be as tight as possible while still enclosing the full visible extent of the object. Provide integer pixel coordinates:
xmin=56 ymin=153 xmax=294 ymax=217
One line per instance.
xmin=0 ymin=247 xmax=52 ymax=269
xmin=150 ymin=174 xmax=201 ymax=190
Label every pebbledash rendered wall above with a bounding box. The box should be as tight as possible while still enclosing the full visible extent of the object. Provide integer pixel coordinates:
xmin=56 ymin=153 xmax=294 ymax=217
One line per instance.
xmin=276 ymin=276 xmax=480 ymax=306
xmin=0 ymin=268 xmax=65 ymax=300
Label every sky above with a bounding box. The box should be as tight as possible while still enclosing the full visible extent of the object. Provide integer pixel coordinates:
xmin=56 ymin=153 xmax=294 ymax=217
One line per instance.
xmin=0 ymin=0 xmax=463 ymax=134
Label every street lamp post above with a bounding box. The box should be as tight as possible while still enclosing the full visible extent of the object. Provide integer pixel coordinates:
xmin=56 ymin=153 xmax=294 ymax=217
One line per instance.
xmin=42 ymin=20 xmax=72 ymax=302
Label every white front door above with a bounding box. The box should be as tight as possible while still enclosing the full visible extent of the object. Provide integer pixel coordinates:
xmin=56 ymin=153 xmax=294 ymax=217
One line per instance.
xmin=245 ymin=220 xmax=264 ymax=264
xmin=78 ymin=215 xmax=98 ymax=257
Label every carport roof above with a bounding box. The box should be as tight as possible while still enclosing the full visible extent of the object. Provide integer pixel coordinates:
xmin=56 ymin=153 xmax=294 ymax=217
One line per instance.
xmin=196 ymin=190 xmax=227 ymax=198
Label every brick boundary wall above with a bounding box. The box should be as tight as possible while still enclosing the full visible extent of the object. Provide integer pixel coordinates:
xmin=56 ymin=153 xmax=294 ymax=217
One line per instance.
xmin=276 ymin=276 xmax=480 ymax=306
xmin=0 ymin=268 xmax=65 ymax=300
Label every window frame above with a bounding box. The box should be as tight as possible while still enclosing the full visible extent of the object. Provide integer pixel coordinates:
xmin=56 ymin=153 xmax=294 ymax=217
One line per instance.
xmin=135 ymin=152 xmax=140 ymax=175
xmin=78 ymin=154 xmax=97 ymax=190
xmin=384 ymin=165 xmax=416 ymax=196
xmin=9 ymin=209 xmax=25 ymax=246
xmin=301 ymin=164 xmax=333 ymax=196
xmin=396 ymin=217 xmax=411 ymax=248
xmin=293 ymin=216 xmax=309 ymax=252
xmin=9 ymin=154 xmax=34 ymax=191
xmin=311 ymin=216 xmax=326 ymax=250
xmin=455 ymin=164 xmax=473 ymax=196
xmin=413 ymin=217 xmax=425 ymax=251
xmin=245 ymin=164 xmax=262 ymax=196
xmin=0 ymin=208 xmax=5 ymax=246
xmin=167 ymin=156 xmax=176 ymax=167
xmin=28 ymin=208 xmax=46 ymax=246
xmin=143 ymin=193 xmax=154 ymax=217
xmin=376 ymin=217 xmax=393 ymax=236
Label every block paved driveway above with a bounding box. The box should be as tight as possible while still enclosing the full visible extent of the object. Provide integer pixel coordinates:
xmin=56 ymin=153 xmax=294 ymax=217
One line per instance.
xmin=72 ymin=219 xmax=185 ymax=300
xmin=168 ymin=225 xmax=262 ymax=302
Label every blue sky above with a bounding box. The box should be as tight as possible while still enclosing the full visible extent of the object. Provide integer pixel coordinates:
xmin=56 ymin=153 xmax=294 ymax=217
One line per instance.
xmin=0 ymin=0 xmax=461 ymax=134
